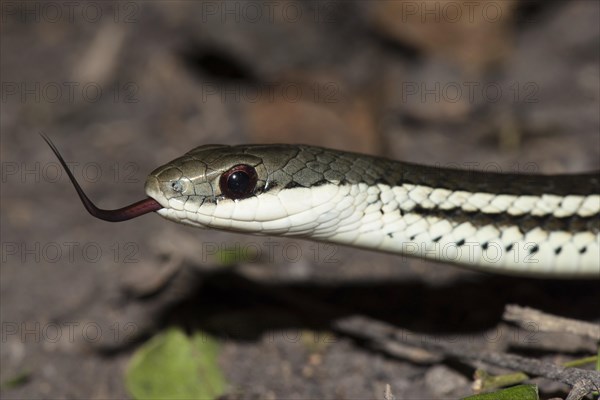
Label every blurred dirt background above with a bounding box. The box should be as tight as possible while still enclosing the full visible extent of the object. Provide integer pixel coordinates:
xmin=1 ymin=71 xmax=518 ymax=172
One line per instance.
xmin=1 ymin=1 xmax=599 ymax=399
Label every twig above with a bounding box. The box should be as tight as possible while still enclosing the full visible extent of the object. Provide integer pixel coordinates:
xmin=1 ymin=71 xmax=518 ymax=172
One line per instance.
xmin=503 ymin=305 xmax=600 ymax=341
xmin=473 ymin=369 xmax=529 ymax=392
xmin=383 ymin=384 xmax=396 ymax=400
xmin=334 ymin=315 xmax=600 ymax=397
xmin=565 ymin=379 xmax=597 ymax=400
xmin=474 ymin=356 xmax=598 ymax=392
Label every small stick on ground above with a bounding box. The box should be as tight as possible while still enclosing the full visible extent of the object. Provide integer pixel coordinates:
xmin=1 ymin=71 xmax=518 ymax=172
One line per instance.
xmin=503 ymin=305 xmax=600 ymax=341
xmin=334 ymin=315 xmax=600 ymax=398
xmin=383 ymin=384 xmax=396 ymax=400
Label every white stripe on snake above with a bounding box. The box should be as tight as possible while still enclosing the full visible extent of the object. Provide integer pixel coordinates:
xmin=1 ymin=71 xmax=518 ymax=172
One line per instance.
xmin=42 ymin=135 xmax=600 ymax=278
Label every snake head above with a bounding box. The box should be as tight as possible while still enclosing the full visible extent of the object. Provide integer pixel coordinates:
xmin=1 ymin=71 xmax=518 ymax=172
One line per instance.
xmin=144 ymin=143 xmax=339 ymax=233
xmin=145 ymin=144 xmax=271 ymax=229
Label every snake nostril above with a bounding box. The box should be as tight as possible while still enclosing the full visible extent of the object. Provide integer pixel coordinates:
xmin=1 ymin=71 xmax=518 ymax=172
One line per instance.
xmin=171 ymin=180 xmax=184 ymax=192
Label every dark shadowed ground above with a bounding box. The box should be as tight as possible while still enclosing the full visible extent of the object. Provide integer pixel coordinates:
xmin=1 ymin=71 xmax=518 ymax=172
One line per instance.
xmin=1 ymin=1 xmax=599 ymax=399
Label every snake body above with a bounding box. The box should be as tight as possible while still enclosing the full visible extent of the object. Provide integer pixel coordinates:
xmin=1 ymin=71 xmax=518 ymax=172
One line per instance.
xmin=143 ymin=144 xmax=600 ymax=278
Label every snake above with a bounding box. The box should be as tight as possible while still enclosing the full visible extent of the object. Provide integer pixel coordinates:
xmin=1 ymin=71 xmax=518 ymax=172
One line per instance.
xmin=41 ymin=134 xmax=600 ymax=278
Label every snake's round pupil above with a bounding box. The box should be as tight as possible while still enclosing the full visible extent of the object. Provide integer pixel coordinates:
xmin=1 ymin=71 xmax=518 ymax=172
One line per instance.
xmin=228 ymin=171 xmax=249 ymax=193
xmin=219 ymin=164 xmax=258 ymax=200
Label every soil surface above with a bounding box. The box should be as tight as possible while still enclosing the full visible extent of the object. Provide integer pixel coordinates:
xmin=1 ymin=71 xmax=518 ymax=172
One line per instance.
xmin=1 ymin=1 xmax=599 ymax=399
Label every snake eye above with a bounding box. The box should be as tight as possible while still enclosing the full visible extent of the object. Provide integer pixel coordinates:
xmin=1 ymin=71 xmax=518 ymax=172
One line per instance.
xmin=219 ymin=164 xmax=258 ymax=200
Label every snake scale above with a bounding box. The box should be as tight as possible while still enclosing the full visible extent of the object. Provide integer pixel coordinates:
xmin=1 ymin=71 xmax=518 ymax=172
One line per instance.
xmin=43 ymin=135 xmax=600 ymax=278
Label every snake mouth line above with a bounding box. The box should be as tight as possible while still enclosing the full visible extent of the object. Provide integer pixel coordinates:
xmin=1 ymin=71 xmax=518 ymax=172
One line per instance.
xmin=41 ymin=133 xmax=163 ymax=222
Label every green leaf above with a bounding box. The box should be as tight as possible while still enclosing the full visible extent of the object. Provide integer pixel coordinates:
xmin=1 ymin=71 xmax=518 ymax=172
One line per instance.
xmin=216 ymin=246 xmax=257 ymax=266
xmin=125 ymin=327 xmax=226 ymax=400
xmin=0 ymin=370 xmax=31 ymax=389
xmin=463 ymin=384 xmax=539 ymax=400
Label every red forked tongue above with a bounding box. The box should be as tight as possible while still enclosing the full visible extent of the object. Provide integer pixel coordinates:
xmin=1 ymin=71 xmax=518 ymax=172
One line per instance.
xmin=41 ymin=133 xmax=163 ymax=222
